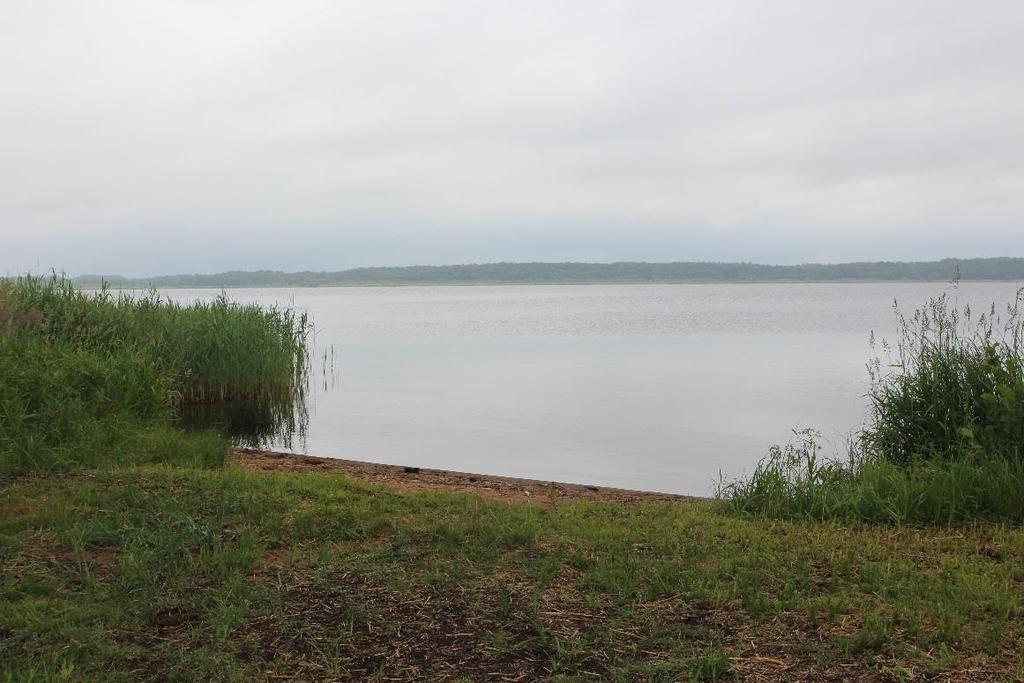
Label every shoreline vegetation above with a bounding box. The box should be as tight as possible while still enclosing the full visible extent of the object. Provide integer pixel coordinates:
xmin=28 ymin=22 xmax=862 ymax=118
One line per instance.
xmin=0 ymin=276 xmax=310 ymax=478
xmin=719 ymin=287 xmax=1024 ymax=525
xmin=73 ymin=256 xmax=1024 ymax=289
xmin=3 ymin=275 xmax=1024 ymax=680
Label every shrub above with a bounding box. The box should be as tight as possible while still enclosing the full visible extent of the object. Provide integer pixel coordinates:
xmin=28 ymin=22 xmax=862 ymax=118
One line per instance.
xmin=863 ymin=290 xmax=1024 ymax=464
xmin=719 ymin=288 xmax=1024 ymax=524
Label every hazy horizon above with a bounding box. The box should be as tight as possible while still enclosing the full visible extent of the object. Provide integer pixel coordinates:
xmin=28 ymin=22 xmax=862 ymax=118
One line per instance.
xmin=3 ymin=1 xmax=1023 ymax=277
xmin=61 ymin=255 xmax=1021 ymax=281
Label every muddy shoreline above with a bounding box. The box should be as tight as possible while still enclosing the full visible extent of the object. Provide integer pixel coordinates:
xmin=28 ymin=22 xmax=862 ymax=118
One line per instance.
xmin=233 ymin=448 xmax=701 ymax=505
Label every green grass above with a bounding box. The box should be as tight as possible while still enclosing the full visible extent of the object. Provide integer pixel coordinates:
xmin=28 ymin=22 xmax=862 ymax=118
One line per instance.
xmin=0 ymin=275 xmax=309 ymax=478
xmin=864 ymin=290 xmax=1024 ymax=465
xmin=2 ymin=465 xmax=1022 ymax=680
xmin=1 ymin=275 xmax=309 ymax=403
xmin=720 ymin=288 xmax=1024 ymax=524
xmin=0 ymin=331 xmax=226 ymax=478
xmin=718 ymin=430 xmax=1024 ymax=524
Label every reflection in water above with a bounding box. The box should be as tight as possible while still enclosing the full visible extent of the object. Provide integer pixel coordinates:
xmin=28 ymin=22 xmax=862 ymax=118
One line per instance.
xmin=176 ymin=397 xmax=308 ymax=450
xmin=174 ymin=325 xmax=314 ymax=450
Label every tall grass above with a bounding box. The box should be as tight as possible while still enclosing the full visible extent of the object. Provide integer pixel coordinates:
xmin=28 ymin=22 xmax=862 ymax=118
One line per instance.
xmin=0 ymin=334 xmax=226 ymax=477
xmin=0 ymin=275 xmax=311 ymax=477
xmin=719 ymin=287 xmax=1024 ymax=524
xmin=2 ymin=275 xmax=310 ymax=403
xmin=717 ymin=429 xmax=1024 ymax=524
xmin=864 ymin=291 xmax=1023 ymax=464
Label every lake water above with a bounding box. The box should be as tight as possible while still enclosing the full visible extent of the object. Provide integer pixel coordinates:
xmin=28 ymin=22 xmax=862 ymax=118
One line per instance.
xmin=165 ymin=282 xmax=1022 ymax=495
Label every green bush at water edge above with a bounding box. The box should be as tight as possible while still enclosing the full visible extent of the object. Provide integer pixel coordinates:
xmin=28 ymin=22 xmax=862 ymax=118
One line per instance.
xmin=720 ymin=288 xmax=1024 ymax=524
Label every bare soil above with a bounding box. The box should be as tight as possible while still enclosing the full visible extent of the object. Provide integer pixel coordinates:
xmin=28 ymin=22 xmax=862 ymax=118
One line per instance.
xmin=232 ymin=448 xmax=698 ymax=506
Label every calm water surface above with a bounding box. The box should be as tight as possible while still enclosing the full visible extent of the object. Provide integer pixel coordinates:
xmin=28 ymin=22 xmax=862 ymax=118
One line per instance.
xmin=166 ymin=282 xmax=1022 ymax=495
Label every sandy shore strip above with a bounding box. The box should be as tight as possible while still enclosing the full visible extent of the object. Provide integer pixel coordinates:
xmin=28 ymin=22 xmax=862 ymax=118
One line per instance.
xmin=232 ymin=448 xmax=701 ymax=505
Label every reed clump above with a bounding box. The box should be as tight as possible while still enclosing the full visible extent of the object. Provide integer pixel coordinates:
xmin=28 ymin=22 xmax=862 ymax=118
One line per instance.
xmin=719 ymin=288 xmax=1024 ymax=524
xmin=0 ymin=275 xmax=310 ymax=477
xmin=2 ymin=275 xmax=309 ymax=403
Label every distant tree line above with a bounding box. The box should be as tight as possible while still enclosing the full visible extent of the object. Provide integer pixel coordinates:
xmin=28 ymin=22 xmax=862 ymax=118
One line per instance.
xmin=75 ymin=257 xmax=1024 ymax=289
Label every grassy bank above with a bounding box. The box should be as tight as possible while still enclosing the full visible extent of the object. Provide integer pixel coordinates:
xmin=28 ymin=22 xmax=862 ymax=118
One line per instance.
xmin=3 ymin=465 xmax=1023 ymax=681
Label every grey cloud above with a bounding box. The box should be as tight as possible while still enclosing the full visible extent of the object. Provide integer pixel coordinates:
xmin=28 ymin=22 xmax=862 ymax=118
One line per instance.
xmin=1 ymin=0 xmax=1022 ymax=276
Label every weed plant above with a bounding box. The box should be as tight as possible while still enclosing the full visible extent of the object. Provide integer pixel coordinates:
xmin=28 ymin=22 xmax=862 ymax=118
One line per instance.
xmin=864 ymin=290 xmax=1023 ymax=463
xmin=720 ymin=287 xmax=1024 ymax=524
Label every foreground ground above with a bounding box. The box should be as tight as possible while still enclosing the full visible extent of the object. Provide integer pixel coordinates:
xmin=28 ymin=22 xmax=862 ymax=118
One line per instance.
xmin=2 ymin=455 xmax=1023 ymax=681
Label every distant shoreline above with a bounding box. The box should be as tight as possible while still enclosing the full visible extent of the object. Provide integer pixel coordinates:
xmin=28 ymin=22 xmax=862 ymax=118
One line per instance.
xmin=79 ymin=278 xmax=1024 ymax=291
xmin=70 ymin=257 xmax=1024 ymax=289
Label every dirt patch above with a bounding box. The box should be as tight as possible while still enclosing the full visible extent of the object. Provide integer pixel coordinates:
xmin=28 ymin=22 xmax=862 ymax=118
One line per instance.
xmin=238 ymin=573 xmax=545 ymax=680
xmin=235 ymin=571 xmax=730 ymax=681
xmin=112 ymin=606 xmax=200 ymax=652
xmin=233 ymin=571 xmax=942 ymax=682
xmin=232 ymin=448 xmax=698 ymax=506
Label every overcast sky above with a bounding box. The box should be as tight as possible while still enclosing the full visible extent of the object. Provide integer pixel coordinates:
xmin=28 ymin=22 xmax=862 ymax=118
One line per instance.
xmin=2 ymin=1 xmax=1023 ymax=276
